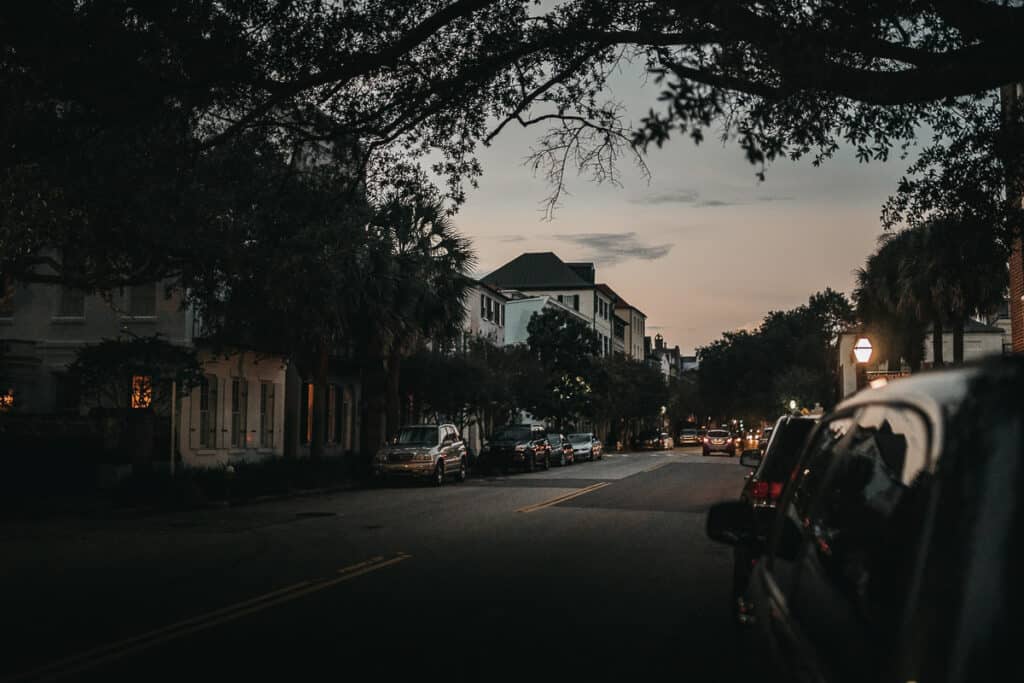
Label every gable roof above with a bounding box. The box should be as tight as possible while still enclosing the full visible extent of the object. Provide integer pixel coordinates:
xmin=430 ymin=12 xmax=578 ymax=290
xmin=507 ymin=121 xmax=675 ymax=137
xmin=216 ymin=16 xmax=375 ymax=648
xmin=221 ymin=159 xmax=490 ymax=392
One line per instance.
xmin=481 ymin=252 xmax=592 ymax=289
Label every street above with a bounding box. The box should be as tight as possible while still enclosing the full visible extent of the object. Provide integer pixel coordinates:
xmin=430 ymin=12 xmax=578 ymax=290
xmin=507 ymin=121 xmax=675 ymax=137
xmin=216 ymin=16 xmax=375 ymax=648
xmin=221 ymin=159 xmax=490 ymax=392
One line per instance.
xmin=1 ymin=447 xmax=749 ymax=681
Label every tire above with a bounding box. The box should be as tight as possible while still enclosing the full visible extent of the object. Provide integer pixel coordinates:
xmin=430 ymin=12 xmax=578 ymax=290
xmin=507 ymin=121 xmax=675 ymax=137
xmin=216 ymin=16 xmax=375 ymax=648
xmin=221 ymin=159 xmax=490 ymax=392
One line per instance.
xmin=559 ymin=451 xmax=566 ymax=467
xmin=457 ymin=457 xmax=467 ymax=483
xmin=433 ymin=462 xmax=445 ymax=486
xmin=527 ymin=454 xmax=536 ymax=472
xmin=542 ymin=452 xmax=550 ymax=470
xmin=588 ymin=451 xmax=594 ymax=462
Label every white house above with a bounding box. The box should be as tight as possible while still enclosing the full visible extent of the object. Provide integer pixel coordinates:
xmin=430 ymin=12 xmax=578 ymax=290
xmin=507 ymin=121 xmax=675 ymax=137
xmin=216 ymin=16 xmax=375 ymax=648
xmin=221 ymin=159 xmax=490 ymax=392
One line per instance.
xmin=502 ymin=294 xmax=592 ymax=346
xmin=0 ymin=278 xmax=362 ymax=471
xmin=481 ymin=252 xmax=617 ymax=355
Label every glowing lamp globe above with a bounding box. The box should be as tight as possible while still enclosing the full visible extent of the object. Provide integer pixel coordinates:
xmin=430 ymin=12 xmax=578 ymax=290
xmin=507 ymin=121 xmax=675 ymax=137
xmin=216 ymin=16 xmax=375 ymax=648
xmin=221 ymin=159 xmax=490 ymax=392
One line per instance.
xmin=853 ymin=337 xmax=873 ymax=364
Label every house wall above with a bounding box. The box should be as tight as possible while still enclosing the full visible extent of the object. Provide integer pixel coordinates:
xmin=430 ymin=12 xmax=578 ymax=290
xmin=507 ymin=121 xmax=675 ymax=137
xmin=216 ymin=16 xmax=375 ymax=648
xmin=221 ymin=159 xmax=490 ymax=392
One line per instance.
xmin=282 ymin=362 xmax=360 ymax=460
xmin=922 ymin=332 xmax=1004 ymax=364
xmin=0 ymin=281 xmax=189 ymax=413
xmin=179 ymin=351 xmax=288 ymax=468
xmin=464 ymin=285 xmax=506 ymax=347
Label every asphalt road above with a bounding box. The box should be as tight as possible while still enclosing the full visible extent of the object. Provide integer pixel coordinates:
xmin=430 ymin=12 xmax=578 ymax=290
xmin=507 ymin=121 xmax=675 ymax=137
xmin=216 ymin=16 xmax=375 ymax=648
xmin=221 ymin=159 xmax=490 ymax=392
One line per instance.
xmin=0 ymin=447 xmax=752 ymax=681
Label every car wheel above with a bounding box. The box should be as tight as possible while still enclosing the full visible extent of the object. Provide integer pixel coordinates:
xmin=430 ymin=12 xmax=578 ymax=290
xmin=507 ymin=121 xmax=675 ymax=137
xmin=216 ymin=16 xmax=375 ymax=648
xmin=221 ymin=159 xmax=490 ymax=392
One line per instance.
xmin=542 ymin=453 xmax=550 ymax=470
xmin=457 ymin=457 xmax=467 ymax=483
xmin=559 ymin=451 xmax=566 ymax=467
xmin=433 ymin=462 xmax=445 ymax=486
xmin=527 ymin=454 xmax=535 ymax=472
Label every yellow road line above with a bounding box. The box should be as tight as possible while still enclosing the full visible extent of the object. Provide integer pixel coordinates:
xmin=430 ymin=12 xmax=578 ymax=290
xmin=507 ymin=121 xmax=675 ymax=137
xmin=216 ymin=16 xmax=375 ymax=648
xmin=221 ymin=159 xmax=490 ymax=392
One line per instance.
xmin=515 ymin=482 xmax=609 ymax=513
xmin=645 ymin=462 xmax=673 ymax=473
xmin=3 ymin=554 xmax=411 ymax=683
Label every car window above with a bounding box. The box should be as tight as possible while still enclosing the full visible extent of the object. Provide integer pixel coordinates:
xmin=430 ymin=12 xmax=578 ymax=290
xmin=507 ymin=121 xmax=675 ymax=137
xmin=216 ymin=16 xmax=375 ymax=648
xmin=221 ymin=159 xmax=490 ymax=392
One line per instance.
xmin=396 ymin=426 xmax=439 ymax=446
xmin=756 ymin=419 xmax=817 ymax=482
xmin=492 ymin=426 xmax=531 ymax=441
xmin=807 ymin=405 xmax=932 ymax=631
xmin=446 ymin=426 xmax=459 ymax=443
xmin=779 ymin=416 xmax=856 ymax=532
xmin=708 ymin=430 xmax=729 ymax=437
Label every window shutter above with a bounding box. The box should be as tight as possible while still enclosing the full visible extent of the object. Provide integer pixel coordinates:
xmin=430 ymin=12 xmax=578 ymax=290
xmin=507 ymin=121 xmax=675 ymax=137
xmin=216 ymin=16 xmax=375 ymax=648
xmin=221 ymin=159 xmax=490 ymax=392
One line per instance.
xmin=188 ymin=386 xmax=201 ymax=450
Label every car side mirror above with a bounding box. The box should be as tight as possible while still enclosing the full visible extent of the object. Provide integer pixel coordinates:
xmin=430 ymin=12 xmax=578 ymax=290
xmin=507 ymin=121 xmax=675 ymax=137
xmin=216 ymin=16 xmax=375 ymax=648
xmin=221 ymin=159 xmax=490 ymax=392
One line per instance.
xmin=706 ymin=501 xmax=754 ymax=546
xmin=740 ymin=450 xmax=762 ymax=468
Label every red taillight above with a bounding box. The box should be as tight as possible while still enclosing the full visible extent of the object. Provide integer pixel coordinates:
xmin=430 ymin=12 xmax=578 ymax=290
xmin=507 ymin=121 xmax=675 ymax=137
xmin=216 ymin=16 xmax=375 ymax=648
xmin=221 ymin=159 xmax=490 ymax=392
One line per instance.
xmin=703 ymin=437 xmax=709 ymax=444
xmin=752 ymin=481 xmax=783 ymax=502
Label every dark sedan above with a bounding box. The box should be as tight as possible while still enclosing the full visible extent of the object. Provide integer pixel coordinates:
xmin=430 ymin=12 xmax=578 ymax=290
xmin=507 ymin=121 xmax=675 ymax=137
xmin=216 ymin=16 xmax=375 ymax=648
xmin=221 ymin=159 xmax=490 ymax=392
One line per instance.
xmin=547 ymin=433 xmax=575 ymax=466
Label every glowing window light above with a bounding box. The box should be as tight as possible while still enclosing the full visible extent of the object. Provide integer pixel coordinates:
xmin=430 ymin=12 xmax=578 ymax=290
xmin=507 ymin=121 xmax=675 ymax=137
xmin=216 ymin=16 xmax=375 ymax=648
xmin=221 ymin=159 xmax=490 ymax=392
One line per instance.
xmin=131 ymin=375 xmax=153 ymax=408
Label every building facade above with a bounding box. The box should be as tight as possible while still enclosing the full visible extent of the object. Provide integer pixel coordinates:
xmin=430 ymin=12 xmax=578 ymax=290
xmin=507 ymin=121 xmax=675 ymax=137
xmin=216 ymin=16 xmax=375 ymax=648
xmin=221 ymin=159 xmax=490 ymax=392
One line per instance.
xmin=481 ymin=252 xmax=617 ymax=355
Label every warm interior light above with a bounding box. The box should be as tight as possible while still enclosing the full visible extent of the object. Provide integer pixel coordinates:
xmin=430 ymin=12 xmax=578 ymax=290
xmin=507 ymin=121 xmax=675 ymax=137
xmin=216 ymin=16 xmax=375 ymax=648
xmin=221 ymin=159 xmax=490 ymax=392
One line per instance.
xmin=131 ymin=375 xmax=153 ymax=408
xmin=853 ymin=337 xmax=873 ymax=363
xmin=869 ymin=377 xmax=889 ymax=389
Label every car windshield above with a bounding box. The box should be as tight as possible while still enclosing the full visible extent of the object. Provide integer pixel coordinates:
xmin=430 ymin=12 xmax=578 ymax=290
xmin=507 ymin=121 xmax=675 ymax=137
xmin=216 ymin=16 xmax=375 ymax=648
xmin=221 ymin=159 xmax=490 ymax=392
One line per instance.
xmin=682 ymin=430 xmax=697 ymax=436
xmin=546 ymin=434 xmax=563 ymax=444
xmin=568 ymin=433 xmax=592 ymax=443
xmin=708 ymin=430 xmax=729 ymax=437
xmin=492 ymin=426 xmax=532 ymax=441
xmin=395 ymin=426 xmax=438 ymax=446
xmin=757 ymin=420 xmax=817 ymax=481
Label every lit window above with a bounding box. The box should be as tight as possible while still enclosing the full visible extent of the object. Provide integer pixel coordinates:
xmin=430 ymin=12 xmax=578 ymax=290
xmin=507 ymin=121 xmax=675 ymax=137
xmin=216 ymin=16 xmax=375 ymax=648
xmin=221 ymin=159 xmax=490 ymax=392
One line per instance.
xmin=0 ymin=388 xmax=14 ymax=412
xmin=131 ymin=375 xmax=152 ymax=408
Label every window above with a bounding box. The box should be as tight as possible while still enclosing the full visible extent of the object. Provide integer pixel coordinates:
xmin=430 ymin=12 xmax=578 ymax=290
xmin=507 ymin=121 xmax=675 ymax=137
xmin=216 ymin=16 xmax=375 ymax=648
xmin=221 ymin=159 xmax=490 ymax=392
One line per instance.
xmin=131 ymin=375 xmax=153 ymax=409
xmin=807 ymin=406 xmax=931 ymax=629
xmin=486 ymin=296 xmax=493 ymax=322
xmin=58 ymin=287 xmax=85 ymax=318
xmin=199 ymin=374 xmax=218 ymax=448
xmin=129 ymin=283 xmax=156 ymax=317
xmin=500 ymin=304 xmax=505 ymax=326
xmin=300 ymin=382 xmax=313 ymax=444
xmin=573 ymin=294 xmax=579 ymax=311
xmin=229 ymin=378 xmax=247 ymax=448
xmin=342 ymin=387 xmax=353 ymax=450
xmin=327 ymin=385 xmax=338 ymax=444
xmin=480 ymin=294 xmax=486 ymax=318
xmin=259 ymin=382 xmax=275 ymax=448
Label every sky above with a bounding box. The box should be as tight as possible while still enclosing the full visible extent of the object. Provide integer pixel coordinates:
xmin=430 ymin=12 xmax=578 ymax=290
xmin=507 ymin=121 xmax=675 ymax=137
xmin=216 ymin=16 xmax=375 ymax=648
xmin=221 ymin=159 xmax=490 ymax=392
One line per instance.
xmin=451 ymin=62 xmax=912 ymax=355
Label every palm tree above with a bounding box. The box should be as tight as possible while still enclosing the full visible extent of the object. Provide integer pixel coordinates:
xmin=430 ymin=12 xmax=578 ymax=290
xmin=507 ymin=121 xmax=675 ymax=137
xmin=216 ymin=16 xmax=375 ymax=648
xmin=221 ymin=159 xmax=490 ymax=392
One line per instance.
xmin=356 ymin=194 xmax=475 ymax=456
xmin=896 ymin=218 xmax=1008 ymax=365
xmin=854 ymin=231 xmax=927 ymax=372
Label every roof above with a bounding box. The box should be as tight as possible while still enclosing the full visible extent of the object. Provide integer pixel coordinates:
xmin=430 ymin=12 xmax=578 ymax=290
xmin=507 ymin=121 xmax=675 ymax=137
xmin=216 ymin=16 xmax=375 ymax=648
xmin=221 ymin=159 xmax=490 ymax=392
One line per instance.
xmin=472 ymin=279 xmax=510 ymax=301
xmin=595 ymin=283 xmax=621 ymax=302
xmin=614 ymin=300 xmax=646 ymax=318
xmin=481 ymin=252 xmax=592 ymax=289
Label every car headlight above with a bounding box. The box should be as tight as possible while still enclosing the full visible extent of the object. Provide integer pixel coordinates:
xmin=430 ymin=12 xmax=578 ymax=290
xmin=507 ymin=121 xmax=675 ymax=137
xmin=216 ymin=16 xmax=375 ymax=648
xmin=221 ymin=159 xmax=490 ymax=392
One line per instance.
xmin=515 ymin=444 xmax=526 ymax=452
xmin=413 ymin=451 xmax=433 ymax=461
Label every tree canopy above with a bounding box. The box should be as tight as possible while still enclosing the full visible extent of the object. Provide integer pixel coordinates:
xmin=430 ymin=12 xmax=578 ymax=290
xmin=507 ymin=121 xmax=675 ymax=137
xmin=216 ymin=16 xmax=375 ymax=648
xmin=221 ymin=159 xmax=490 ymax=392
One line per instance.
xmin=5 ymin=1 xmax=1024 ymax=291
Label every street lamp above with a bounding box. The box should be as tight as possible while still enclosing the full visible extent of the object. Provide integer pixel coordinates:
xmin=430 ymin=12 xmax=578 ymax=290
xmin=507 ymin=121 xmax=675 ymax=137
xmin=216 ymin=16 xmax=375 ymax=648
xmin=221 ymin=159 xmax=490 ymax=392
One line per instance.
xmin=788 ymin=399 xmax=797 ymax=411
xmin=853 ymin=337 xmax=873 ymax=364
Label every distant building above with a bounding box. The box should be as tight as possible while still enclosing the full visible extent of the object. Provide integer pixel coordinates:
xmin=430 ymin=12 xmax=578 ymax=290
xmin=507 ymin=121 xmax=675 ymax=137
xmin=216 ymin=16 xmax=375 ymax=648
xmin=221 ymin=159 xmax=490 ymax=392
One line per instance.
xmin=481 ymin=252 xmax=617 ymax=356
xmin=645 ymin=333 xmax=682 ymax=381
xmin=615 ymin=299 xmax=647 ymax=361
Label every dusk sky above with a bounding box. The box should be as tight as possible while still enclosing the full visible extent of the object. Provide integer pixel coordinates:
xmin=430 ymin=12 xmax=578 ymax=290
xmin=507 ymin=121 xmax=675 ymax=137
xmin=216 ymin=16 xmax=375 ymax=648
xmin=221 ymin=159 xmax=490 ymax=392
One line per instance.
xmin=455 ymin=61 xmax=912 ymax=355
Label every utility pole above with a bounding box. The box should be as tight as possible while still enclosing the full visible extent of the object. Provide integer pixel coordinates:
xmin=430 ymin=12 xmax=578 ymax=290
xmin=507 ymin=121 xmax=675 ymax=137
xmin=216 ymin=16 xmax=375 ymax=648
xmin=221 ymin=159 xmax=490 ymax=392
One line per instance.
xmin=1001 ymin=83 xmax=1024 ymax=353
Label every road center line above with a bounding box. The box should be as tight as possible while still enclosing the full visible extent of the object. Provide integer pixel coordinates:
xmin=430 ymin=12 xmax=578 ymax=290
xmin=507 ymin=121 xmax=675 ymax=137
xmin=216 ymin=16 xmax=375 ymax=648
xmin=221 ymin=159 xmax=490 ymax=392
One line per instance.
xmin=515 ymin=482 xmax=609 ymax=513
xmin=3 ymin=554 xmax=411 ymax=683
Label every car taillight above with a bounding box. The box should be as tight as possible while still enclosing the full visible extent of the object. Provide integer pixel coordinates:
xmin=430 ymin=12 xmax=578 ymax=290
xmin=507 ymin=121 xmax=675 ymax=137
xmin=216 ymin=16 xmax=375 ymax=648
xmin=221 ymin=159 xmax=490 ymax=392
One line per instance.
xmin=752 ymin=481 xmax=783 ymax=502
xmin=703 ymin=437 xmax=709 ymax=443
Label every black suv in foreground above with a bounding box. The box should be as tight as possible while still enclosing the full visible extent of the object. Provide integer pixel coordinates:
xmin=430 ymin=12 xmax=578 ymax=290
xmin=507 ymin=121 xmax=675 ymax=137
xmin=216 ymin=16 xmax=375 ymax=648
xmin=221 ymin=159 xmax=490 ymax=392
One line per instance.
xmin=708 ymin=356 xmax=1024 ymax=683
xmin=479 ymin=424 xmax=550 ymax=473
xmin=732 ymin=414 xmax=818 ymax=623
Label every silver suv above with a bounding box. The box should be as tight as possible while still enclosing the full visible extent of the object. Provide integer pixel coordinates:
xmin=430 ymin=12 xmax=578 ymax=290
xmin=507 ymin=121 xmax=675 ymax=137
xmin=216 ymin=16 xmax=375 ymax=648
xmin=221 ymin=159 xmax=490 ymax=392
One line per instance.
xmin=373 ymin=424 xmax=468 ymax=485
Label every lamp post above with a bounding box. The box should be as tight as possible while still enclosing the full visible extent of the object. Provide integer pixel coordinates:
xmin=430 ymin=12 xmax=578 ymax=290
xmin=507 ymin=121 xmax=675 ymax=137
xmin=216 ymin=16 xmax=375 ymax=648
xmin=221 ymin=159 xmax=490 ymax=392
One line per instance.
xmin=788 ymin=399 xmax=797 ymax=412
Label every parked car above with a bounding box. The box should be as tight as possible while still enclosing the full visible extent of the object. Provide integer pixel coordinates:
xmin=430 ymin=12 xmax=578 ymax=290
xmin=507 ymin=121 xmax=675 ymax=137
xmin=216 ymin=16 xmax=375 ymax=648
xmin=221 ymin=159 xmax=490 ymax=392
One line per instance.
xmin=547 ymin=433 xmax=575 ymax=466
xmin=372 ymin=423 xmax=468 ymax=485
xmin=678 ymin=429 xmax=700 ymax=446
xmin=635 ymin=430 xmax=672 ymax=450
xmin=707 ymin=356 xmax=1024 ymax=683
xmin=479 ymin=424 xmax=550 ymax=473
xmin=731 ymin=414 xmax=819 ymax=623
xmin=567 ymin=432 xmax=602 ymax=461
xmin=702 ymin=429 xmax=735 ymax=456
